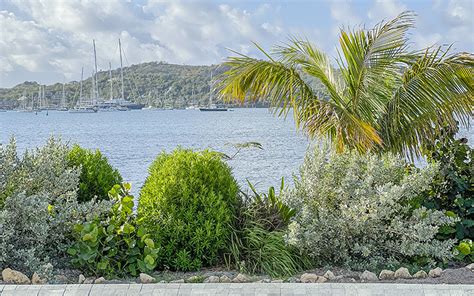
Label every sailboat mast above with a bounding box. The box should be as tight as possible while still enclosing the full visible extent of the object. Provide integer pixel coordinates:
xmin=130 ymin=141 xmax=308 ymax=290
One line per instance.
xmin=93 ymin=39 xmax=99 ymax=101
xmin=43 ymin=85 xmax=47 ymax=108
xmin=62 ymin=81 xmax=65 ymax=107
xmin=79 ymin=67 xmax=83 ymax=106
xmin=38 ymin=85 xmax=41 ymax=109
xmin=209 ymin=71 xmax=213 ymax=107
xmin=109 ymin=62 xmax=113 ymax=100
xmin=119 ymin=39 xmax=124 ymax=100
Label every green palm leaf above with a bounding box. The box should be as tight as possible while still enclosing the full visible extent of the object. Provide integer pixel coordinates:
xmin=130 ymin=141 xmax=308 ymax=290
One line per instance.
xmin=218 ymin=11 xmax=473 ymax=157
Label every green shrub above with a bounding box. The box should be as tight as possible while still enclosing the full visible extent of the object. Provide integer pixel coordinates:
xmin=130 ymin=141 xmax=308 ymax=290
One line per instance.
xmin=68 ymin=145 xmax=122 ymax=203
xmin=227 ymin=180 xmax=308 ymax=277
xmin=422 ymin=127 xmax=473 ymax=244
xmin=0 ymin=138 xmax=80 ymax=208
xmin=283 ymin=145 xmax=457 ymax=271
xmin=0 ymin=138 xmax=110 ymax=275
xmin=68 ymin=184 xmax=159 ymax=276
xmin=138 ymin=149 xmax=239 ymax=271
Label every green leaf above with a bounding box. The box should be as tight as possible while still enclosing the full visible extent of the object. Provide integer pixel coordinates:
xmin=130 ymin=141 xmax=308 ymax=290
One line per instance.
xmin=144 ymin=238 xmax=155 ymax=249
xmin=67 ymin=248 xmax=77 ymax=256
xmin=458 ymin=242 xmax=471 ymax=255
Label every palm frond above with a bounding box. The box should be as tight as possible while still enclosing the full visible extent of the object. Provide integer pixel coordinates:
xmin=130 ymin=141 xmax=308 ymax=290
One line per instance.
xmin=337 ymin=11 xmax=416 ymax=121
xmin=383 ymin=48 xmax=474 ymax=158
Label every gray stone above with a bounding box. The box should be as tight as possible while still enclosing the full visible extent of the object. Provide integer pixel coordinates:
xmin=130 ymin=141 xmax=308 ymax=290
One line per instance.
xmin=413 ymin=270 xmax=428 ymax=279
xmin=394 ymin=267 xmax=412 ymax=279
xmin=360 ymin=270 xmax=378 ymax=282
xmin=300 ymin=273 xmax=326 ymax=283
xmin=466 ymin=263 xmax=474 ymax=271
xmin=170 ymin=279 xmax=185 ymax=283
xmin=186 ymin=275 xmax=202 ymax=283
xmin=203 ymin=275 xmax=220 ymax=283
xmin=271 ymin=279 xmax=283 ymax=283
xmin=54 ymin=274 xmax=68 ymax=283
xmin=31 ymin=272 xmax=47 ymax=284
xmin=1 ymin=268 xmax=31 ymax=284
xmin=378 ymin=270 xmax=395 ymax=280
xmin=232 ymin=273 xmax=250 ymax=283
xmin=323 ymin=270 xmax=336 ymax=280
xmin=428 ymin=267 xmax=442 ymax=278
xmin=219 ymin=275 xmax=231 ymax=283
xmin=78 ymin=274 xmax=86 ymax=284
xmin=139 ymin=273 xmax=155 ymax=283
xmin=84 ymin=277 xmax=95 ymax=284
xmin=94 ymin=277 xmax=106 ymax=284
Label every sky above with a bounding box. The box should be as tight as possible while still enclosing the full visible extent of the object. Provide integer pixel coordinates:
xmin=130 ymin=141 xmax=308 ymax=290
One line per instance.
xmin=0 ymin=0 xmax=473 ymax=88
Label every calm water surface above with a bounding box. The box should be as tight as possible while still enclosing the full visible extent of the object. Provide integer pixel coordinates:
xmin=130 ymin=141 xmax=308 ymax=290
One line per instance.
xmin=0 ymin=108 xmax=310 ymax=193
xmin=1 ymin=109 xmax=472 ymax=194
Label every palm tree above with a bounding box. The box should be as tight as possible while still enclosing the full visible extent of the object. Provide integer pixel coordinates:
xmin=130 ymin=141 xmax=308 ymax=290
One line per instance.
xmin=218 ymin=11 xmax=473 ymax=158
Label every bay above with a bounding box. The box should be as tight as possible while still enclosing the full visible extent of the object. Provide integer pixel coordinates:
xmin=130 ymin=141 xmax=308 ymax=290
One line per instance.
xmin=0 ymin=108 xmax=310 ymax=194
xmin=1 ymin=109 xmax=472 ymax=195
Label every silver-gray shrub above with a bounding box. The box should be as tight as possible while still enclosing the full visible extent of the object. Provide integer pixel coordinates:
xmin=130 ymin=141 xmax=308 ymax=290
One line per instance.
xmin=0 ymin=138 xmax=110 ymax=275
xmin=283 ymin=145 xmax=456 ymax=270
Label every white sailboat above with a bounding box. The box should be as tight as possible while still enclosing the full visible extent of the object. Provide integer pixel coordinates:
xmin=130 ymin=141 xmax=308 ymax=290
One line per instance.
xmin=199 ymin=70 xmax=227 ymax=112
xmin=58 ymin=81 xmax=68 ymax=111
xmin=69 ymin=67 xmax=97 ymax=113
xmin=101 ymin=39 xmax=144 ymax=110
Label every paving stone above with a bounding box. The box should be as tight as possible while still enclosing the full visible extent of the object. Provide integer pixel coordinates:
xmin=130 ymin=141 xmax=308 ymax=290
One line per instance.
xmin=127 ymin=284 xmax=142 ymax=295
xmin=2 ymin=285 xmax=41 ymax=296
xmin=150 ymin=288 xmax=179 ymax=296
xmin=64 ymin=284 xmax=93 ymax=296
xmin=89 ymin=284 xmax=130 ymax=296
xmin=3 ymin=283 xmax=474 ymax=296
xmin=38 ymin=285 xmax=68 ymax=296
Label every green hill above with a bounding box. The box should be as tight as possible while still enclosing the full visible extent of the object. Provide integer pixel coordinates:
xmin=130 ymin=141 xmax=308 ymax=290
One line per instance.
xmin=0 ymin=61 xmax=327 ymax=109
xmin=0 ymin=62 xmax=243 ymax=109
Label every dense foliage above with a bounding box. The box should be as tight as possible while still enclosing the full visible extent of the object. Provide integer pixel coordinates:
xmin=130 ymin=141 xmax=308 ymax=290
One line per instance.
xmin=283 ymin=145 xmax=457 ymax=271
xmin=219 ymin=11 xmax=473 ymax=158
xmin=0 ymin=138 xmax=79 ymax=208
xmin=68 ymin=145 xmax=122 ymax=203
xmin=0 ymin=138 xmax=110 ymax=275
xmin=138 ymin=149 xmax=239 ymax=271
xmin=421 ymin=127 xmax=473 ymax=261
xmin=68 ymin=184 xmax=159 ymax=276
xmin=228 ymin=180 xmax=307 ymax=277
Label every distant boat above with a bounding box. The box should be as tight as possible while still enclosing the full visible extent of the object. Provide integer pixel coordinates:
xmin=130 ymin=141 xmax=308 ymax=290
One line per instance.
xmin=199 ymin=70 xmax=227 ymax=112
xmin=99 ymin=39 xmax=144 ymax=110
xmin=58 ymin=80 xmax=68 ymax=111
xmin=69 ymin=106 xmax=97 ymax=113
xmin=199 ymin=106 xmax=228 ymax=111
xmin=70 ymin=67 xmax=97 ymax=113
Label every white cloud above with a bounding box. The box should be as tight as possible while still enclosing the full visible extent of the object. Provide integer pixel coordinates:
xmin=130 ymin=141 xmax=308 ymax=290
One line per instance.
xmin=0 ymin=0 xmax=472 ymax=87
xmin=367 ymin=0 xmax=407 ymax=24
xmin=1 ymin=0 xmax=285 ymax=86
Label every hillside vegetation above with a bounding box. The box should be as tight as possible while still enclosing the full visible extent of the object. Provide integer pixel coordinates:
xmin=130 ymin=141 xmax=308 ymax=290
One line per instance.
xmin=0 ymin=62 xmax=246 ymax=109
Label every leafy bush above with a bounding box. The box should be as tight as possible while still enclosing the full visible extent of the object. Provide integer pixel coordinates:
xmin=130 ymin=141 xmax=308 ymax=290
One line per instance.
xmin=0 ymin=138 xmax=79 ymax=208
xmin=283 ymin=145 xmax=457 ymax=271
xmin=227 ymin=180 xmax=307 ymax=277
xmin=422 ymin=127 xmax=473 ymax=241
xmin=0 ymin=138 xmax=110 ymax=275
xmin=138 ymin=149 xmax=239 ymax=271
xmin=68 ymin=145 xmax=122 ymax=203
xmin=68 ymin=184 xmax=159 ymax=276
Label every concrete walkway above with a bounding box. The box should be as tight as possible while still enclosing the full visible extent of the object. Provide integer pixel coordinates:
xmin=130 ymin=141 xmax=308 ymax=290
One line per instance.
xmin=1 ymin=283 xmax=473 ymax=296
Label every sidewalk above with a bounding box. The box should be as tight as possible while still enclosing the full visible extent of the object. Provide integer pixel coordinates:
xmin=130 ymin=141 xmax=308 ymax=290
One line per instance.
xmin=1 ymin=283 xmax=473 ymax=296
